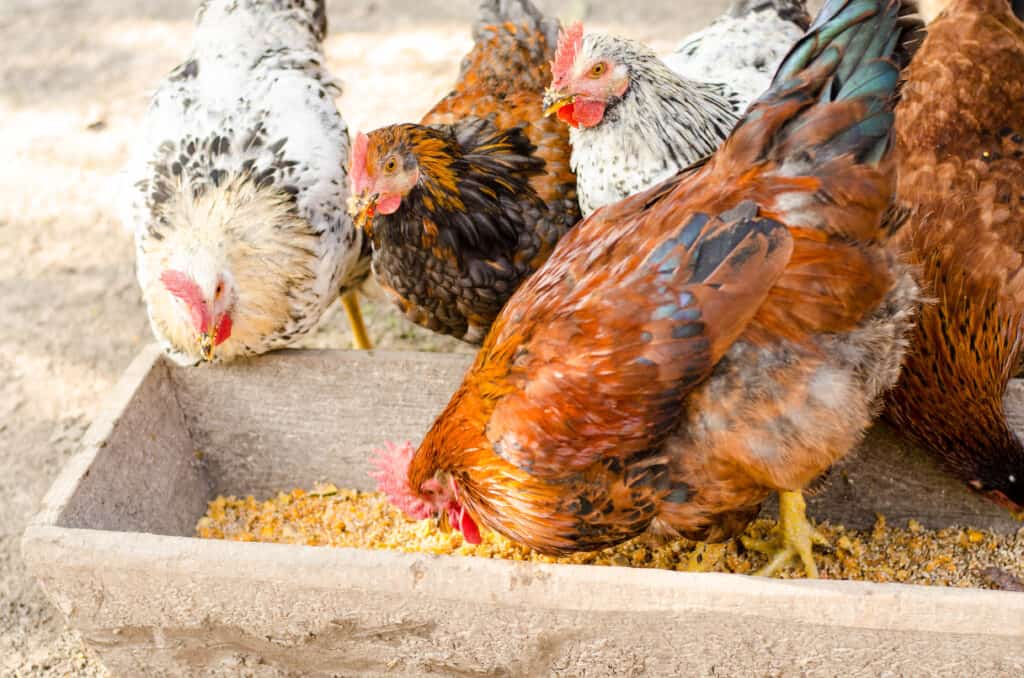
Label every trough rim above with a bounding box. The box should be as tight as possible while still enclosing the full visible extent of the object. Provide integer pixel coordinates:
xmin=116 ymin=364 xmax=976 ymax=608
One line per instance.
xmin=21 ymin=343 xmax=1024 ymax=643
xmin=21 ymin=522 xmax=1024 ymax=639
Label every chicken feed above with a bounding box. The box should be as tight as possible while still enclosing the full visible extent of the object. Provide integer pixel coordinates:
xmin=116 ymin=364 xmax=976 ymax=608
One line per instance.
xmin=196 ymin=483 xmax=1024 ymax=589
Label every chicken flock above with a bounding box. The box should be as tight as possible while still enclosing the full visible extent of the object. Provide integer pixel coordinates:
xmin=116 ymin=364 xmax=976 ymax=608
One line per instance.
xmin=124 ymin=0 xmax=1024 ymax=578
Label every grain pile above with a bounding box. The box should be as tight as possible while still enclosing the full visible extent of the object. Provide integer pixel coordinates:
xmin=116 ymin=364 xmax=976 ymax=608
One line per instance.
xmin=196 ymin=483 xmax=1024 ymax=588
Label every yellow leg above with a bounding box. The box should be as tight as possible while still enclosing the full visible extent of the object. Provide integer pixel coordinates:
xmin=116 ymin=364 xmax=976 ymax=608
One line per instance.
xmin=685 ymin=542 xmax=726 ymax=572
xmin=341 ymin=291 xmax=372 ymax=350
xmin=741 ymin=491 xmax=829 ymax=578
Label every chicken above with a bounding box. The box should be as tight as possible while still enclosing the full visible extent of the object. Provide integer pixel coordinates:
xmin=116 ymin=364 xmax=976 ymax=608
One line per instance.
xmin=374 ymin=0 xmax=922 ymax=578
xmin=542 ymin=0 xmax=809 ymax=217
xmin=662 ymin=0 xmax=810 ymax=111
xmin=884 ymin=0 xmax=1024 ymax=517
xmin=347 ymin=0 xmax=579 ymax=344
xmin=123 ymin=0 xmax=371 ymax=365
xmin=542 ymin=23 xmax=739 ymax=217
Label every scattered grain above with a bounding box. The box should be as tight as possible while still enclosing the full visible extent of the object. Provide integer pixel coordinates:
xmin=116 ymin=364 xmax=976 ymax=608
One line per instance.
xmin=196 ymin=484 xmax=1024 ymax=587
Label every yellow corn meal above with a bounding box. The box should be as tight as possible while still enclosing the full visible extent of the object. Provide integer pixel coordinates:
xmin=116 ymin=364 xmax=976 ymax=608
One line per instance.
xmin=196 ymin=483 xmax=1024 ymax=588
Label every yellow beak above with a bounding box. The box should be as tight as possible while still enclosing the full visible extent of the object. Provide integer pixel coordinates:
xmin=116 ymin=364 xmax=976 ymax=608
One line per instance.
xmin=347 ymin=192 xmax=378 ymax=234
xmin=437 ymin=510 xmax=452 ymax=534
xmin=542 ymin=90 xmax=576 ymax=117
xmin=198 ymin=330 xmax=216 ymax=362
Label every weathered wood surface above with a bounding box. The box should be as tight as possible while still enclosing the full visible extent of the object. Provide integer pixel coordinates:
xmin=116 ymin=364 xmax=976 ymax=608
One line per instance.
xmin=22 ymin=528 xmax=1024 ymax=677
xmin=21 ymin=345 xmax=1024 ymax=677
xmin=39 ymin=345 xmax=210 ymax=536
xmin=169 ymin=348 xmax=471 ymax=502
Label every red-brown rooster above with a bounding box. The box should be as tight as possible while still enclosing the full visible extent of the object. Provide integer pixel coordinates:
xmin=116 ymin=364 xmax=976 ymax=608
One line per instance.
xmin=347 ymin=0 xmax=579 ymax=343
xmin=374 ymin=0 xmax=922 ymax=578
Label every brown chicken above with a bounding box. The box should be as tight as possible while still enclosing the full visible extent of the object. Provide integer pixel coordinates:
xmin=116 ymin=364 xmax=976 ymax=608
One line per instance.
xmin=885 ymin=0 xmax=1024 ymax=517
xmin=374 ymin=0 xmax=922 ymax=577
xmin=348 ymin=0 xmax=579 ymax=343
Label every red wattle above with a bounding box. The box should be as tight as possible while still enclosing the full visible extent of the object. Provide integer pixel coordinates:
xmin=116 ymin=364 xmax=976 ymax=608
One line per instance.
xmin=557 ymin=104 xmax=579 ymax=128
xmin=457 ymin=507 xmax=481 ymax=544
xmin=376 ymin=193 xmax=402 ymax=215
xmin=571 ymin=99 xmax=607 ymax=128
xmin=214 ymin=314 xmax=233 ymax=346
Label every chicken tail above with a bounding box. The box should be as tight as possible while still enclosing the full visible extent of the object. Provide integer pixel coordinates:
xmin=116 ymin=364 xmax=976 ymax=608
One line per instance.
xmin=782 ymin=0 xmax=922 ymax=163
xmin=308 ymin=0 xmax=328 ymax=41
xmin=473 ymin=0 xmax=560 ymax=51
xmin=700 ymin=0 xmax=924 ymax=339
xmin=717 ymin=0 xmax=922 ymax=241
xmin=195 ymin=0 xmax=329 ymax=43
xmin=727 ymin=0 xmax=812 ymax=30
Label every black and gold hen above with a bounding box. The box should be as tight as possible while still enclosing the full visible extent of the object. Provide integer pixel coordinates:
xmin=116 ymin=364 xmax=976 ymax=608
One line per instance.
xmin=348 ymin=0 xmax=579 ymax=343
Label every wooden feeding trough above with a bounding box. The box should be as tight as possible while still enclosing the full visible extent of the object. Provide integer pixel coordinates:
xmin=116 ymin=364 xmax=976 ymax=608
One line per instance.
xmin=22 ymin=345 xmax=1024 ymax=676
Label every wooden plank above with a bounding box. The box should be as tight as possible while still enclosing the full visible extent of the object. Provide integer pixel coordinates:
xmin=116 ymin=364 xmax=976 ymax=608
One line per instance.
xmin=795 ymin=421 xmax=1021 ymax=532
xmin=168 ymin=349 xmax=471 ymax=498
xmin=20 ymin=527 xmax=1024 ymax=677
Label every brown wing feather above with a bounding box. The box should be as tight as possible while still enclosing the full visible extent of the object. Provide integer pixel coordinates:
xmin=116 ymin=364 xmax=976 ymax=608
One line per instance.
xmin=483 ymin=204 xmax=793 ymax=480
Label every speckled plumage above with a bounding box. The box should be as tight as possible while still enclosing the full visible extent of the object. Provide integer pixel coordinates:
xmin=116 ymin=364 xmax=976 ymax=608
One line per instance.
xmin=404 ymin=0 xmax=921 ymax=556
xmin=364 ymin=121 xmax=562 ymax=343
xmin=562 ymin=34 xmax=740 ymax=216
xmin=885 ymin=0 xmax=1024 ymax=513
xmin=549 ymin=1 xmax=808 ymax=218
xmin=123 ymin=0 xmax=367 ymax=365
xmin=663 ymin=0 xmax=810 ymax=113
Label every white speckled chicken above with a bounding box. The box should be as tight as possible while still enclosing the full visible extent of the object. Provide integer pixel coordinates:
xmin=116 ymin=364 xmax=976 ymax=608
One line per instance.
xmin=663 ymin=0 xmax=811 ymax=111
xmin=543 ymin=24 xmax=739 ymax=217
xmin=123 ymin=0 xmax=371 ymax=365
xmin=543 ymin=1 xmax=810 ymax=217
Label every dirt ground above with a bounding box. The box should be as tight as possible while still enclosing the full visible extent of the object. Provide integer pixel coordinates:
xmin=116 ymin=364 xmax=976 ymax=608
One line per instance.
xmin=0 ymin=0 xmax=784 ymax=674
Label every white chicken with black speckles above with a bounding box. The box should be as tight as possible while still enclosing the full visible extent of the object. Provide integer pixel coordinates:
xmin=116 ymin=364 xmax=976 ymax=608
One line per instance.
xmin=543 ymin=0 xmax=810 ymax=217
xmin=122 ymin=0 xmax=371 ymax=366
xmin=663 ymin=0 xmax=811 ymax=113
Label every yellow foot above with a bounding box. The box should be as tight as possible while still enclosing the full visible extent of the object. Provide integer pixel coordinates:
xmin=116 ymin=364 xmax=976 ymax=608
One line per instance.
xmin=741 ymin=491 xmax=829 ymax=578
xmin=685 ymin=542 xmax=726 ymax=572
xmin=341 ymin=291 xmax=372 ymax=350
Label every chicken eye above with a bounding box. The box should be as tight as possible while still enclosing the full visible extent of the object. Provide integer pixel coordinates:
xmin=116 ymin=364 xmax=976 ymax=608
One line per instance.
xmin=384 ymin=157 xmax=398 ymax=173
xmin=589 ymin=62 xmax=607 ymax=78
xmin=215 ymin=282 xmax=223 ymax=298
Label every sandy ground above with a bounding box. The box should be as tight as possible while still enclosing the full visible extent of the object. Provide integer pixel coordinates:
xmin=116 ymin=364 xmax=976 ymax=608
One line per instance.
xmin=0 ymin=0 xmax=787 ymax=674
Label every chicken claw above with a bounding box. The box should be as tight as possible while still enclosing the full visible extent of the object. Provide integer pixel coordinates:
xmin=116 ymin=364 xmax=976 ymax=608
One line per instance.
xmin=742 ymin=491 xmax=829 ymax=578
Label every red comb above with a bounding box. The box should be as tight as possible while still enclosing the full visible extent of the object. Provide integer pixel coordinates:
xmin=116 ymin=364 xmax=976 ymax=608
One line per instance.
xmin=160 ymin=270 xmax=208 ymax=332
xmin=369 ymin=441 xmax=433 ymax=520
xmin=350 ymin=131 xmax=370 ymax=195
xmin=551 ymin=21 xmax=584 ymax=88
